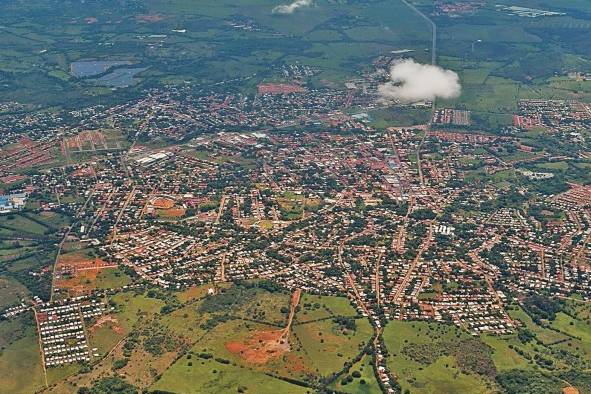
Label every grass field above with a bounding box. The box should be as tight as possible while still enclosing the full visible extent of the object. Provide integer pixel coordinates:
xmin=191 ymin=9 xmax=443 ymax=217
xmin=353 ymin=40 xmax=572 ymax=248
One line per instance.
xmin=19 ymin=283 xmax=591 ymax=393
xmin=383 ymin=320 xmax=496 ymax=394
xmin=95 ymin=267 xmax=132 ymax=289
xmin=175 ymin=283 xmax=219 ymax=303
xmin=145 ymin=288 xmax=372 ymax=390
xmin=0 ymin=275 xmax=30 ymax=309
xmin=151 ymin=353 xmax=310 ymax=394
xmin=232 ymin=287 xmax=291 ymax=326
xmin=535 ymin=161 xmax=570 ymax=171
xmin=293 ymin=317 xmax=373 ymax=377
xmin=508 ymin=306 xmax=570 ymax=345
xmin=297 ymin=294 xmax=348 ymax=323
xmin=111 ymin=292 xmax=165 ymax=331
xmin=480 ymin=335 xmax=532 ymax=372
xmin=46 ymin=364 xmax=80 ymax=386
xmin=0 ymin=314 xmax=46 ymax=394
xmin=551 ymin=312 xmax=591 ymax=343
xmin=88 ymin=291 xmax=165 ymax=355
xmin=0 ymin=214 xmax=49 ymax=236
xmin=329 ymin=354 xmax=382 ymax=394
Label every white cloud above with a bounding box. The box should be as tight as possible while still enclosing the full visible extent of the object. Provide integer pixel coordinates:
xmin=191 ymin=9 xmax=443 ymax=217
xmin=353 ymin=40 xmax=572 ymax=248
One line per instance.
xmin=378 ymin=59 xmax=461 ymax=103
xmin=272 ymin=0 xmax=313 ymax=14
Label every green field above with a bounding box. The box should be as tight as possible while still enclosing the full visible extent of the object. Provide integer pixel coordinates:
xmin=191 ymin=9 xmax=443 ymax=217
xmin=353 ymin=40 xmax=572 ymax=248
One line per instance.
xmin=59 ymin=285 xmax=374 ymax=392
xmin=0 ymin=312 xmax=46 ymax=393
xmin=329 ymin=354 xmax=382 ymax=394
xmin=95 ymin=268 xmax=132 ymax=289
xmin=0 ymin=214 xmax=48 ymax=236
xmin=0 ymin=276 xmax=30 ymax=310
xmin=508 ymin=306 xmax=570 ymax=345
xmin=382 ymin=320 xmax=497 ymax=394
xmin=151 ymin=353 xmax=310 ymax=394
xmin=480 ymin=334 xmax=532 ymax=372
xmin=293 ymin=317 xmax=373 ymax=377
xmin=296 ymin=293 xmax=358 ymax=323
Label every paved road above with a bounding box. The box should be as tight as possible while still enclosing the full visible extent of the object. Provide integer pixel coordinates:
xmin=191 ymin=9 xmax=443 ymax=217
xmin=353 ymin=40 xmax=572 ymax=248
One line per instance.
xmin=400 ymin=0 xmax=437 ymax=65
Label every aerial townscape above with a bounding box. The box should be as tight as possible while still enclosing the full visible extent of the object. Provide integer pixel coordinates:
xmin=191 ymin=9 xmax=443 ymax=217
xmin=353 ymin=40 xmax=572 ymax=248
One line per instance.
xmin=0 ymin=0 xmax=590 ymax=393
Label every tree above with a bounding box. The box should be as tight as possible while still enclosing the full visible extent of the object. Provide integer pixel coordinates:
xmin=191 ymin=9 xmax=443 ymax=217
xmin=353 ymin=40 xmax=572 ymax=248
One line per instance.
xmin=83 ymin=377 xmax=138 ymax=394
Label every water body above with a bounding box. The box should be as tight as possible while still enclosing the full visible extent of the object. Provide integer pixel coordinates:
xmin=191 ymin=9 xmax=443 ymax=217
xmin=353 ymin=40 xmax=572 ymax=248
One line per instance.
xmin=93 ymin=67 xmax=148 ymax=88
xmin=70 ymin=60 xmax=132 ymax=77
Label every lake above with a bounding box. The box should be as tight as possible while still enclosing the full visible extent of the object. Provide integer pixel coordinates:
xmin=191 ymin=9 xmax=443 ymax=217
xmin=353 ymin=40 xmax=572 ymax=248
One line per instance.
xmin=70 ymin=60 xmax=132 ymax=77
xmin=94 ymin=67 xmax=148 ymax=88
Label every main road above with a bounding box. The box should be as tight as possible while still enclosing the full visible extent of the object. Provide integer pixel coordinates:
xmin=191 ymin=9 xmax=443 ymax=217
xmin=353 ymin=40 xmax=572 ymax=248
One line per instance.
xmin=399 ymin=0 xmax=438 ymax=190
xmin=400 ymin=0 xmax=437 ymax=65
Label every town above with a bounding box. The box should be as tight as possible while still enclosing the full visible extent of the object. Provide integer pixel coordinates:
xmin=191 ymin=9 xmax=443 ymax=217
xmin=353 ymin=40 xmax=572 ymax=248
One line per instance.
xmin=0 ymin=56 xmax=589 ymax=394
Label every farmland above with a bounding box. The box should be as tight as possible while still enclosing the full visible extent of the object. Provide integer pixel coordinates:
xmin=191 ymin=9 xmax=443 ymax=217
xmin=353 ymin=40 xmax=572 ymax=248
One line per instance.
xmin=0 ymin=210 xmax=69 ymax=303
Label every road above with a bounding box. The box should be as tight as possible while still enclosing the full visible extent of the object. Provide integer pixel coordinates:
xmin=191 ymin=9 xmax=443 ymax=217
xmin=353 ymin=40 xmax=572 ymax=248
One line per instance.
xmin=219 ymin=253 xmax=227 ymax=282
xmin=216 ymin=195 xmax=226 ymax=224
xmin=281 ymin=288 xmax=302 ymax=339
xmin=392 ymin=223 xmax=433 ymax=306
xmin=32 ymin=307 xmax=49 ymax=388
xmin=109 ymin=186 xmax=137 ymax=246
xmin=50 ymin=185 xmax=98 ymax=302
xmin=375 ymin=250 xmax=383 ymax=306
xmin=400 ymin=0 xmax=437 ymax=65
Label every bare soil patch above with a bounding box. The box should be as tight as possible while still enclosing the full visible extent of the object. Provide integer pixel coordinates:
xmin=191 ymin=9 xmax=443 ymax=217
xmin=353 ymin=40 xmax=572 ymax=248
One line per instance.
xmin=226 ymin=329 xmax=290 ymax=365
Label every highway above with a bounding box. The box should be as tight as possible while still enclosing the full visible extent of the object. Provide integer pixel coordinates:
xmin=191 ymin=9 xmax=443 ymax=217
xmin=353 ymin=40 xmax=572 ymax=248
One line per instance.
xmin=400 ymin=0 xmax=437 ymax=65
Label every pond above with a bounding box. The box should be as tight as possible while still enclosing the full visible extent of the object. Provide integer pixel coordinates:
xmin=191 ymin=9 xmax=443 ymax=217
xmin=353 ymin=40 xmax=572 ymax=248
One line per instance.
xmin=70 ymin=60 xmax=132 ymax=77
xmin=93 ymin=67 xmax=149 ymax=88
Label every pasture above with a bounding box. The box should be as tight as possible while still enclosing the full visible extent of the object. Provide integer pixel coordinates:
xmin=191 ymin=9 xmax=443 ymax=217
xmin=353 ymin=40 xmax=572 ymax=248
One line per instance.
xmin=151 ymin=353 xmax=310 ymax=394
xmin=0 ymin=313 xmax=46 ymax=393
xmin=382 ymin=320 xmax=497 ymax=394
